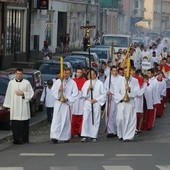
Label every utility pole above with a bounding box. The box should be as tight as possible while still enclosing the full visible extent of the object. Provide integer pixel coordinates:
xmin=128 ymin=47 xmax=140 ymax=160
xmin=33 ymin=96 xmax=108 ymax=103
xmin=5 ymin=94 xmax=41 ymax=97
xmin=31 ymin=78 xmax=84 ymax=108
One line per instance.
xmin=160 ymin=0 xmax=163 ymax=34
xmin=127 ymin=0 xmax=132 ymax=33
xmin=26 ymin=0 xmax=32 ymax=62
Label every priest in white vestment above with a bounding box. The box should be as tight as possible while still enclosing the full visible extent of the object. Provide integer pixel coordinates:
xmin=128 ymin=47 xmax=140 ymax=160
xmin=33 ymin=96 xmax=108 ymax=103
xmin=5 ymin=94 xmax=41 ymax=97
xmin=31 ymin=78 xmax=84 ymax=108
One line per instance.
xmin=50 ymin=68 xmax=78 ymax=143
xmin=114 ymin=69 xmax=140 ymax=141
xmin=104 ymin=66 xmax=123 ymax=137
xmin=3 ymin=68 xmax=34 ymax=144
xmin=81 ymin=69 xmax=106 ymax=142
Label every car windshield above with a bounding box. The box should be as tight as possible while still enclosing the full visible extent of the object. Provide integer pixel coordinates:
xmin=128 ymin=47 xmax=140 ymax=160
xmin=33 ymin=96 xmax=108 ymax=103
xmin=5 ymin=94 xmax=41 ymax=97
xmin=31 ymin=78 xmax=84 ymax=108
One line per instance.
xmin=0 ymin=77 xmax=10 ymax=95
xmin=65 ymin=58 xmax=86 ymax=68
xmin=71 ymin=53 xmax=95 ymax=61
xmin=90 ymin=50 xmax=108 ymax=59
xmin=23 ymin=74 xmax=33 ymax=84
xmin=102 ymin=36 xmax=128 ymax=47
xmin=39 ymin=63 xmax=68 ymax=75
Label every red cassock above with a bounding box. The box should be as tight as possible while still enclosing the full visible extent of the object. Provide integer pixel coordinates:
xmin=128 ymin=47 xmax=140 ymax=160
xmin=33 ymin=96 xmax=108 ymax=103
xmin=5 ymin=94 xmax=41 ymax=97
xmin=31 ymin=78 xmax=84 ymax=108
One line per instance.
xmin=135 ymin=75 xmax=144 ymax=131
xmin=71 ymin=77 xmax=86 ymax=136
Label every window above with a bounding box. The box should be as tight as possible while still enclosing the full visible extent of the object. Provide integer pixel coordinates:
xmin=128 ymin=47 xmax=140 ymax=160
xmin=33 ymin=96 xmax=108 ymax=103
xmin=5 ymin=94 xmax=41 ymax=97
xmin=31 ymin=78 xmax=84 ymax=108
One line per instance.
xmin=135 ymin=0 xmax=139 ymax=9
xmin=6 ymin=9 xmax=24 ymax=54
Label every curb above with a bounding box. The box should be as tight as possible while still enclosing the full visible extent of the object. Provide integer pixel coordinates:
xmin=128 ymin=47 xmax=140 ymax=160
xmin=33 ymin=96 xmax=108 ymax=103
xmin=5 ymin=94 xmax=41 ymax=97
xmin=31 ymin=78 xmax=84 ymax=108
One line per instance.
xmin=0 ymin=111 xmax=47 ymax=143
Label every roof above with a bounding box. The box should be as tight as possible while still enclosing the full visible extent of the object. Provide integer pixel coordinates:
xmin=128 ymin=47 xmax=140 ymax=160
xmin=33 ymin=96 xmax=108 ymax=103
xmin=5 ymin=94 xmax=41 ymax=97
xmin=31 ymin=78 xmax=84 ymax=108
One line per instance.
xmin=5 ymin=68 xmax=40 ymax=74
xmin=102 ymin=34 xmax=131 ymax=38
xmin=65 ymin=55 xmax=88 ymax=59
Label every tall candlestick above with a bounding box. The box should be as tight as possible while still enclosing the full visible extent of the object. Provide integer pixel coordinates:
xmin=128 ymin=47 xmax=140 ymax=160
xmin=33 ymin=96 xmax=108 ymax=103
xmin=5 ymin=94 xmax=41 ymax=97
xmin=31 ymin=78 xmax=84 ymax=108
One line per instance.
xmin=126 ymin=56 xmax=130 ymax=78
xmin=60 ymin=56 xmax=63 ymax=78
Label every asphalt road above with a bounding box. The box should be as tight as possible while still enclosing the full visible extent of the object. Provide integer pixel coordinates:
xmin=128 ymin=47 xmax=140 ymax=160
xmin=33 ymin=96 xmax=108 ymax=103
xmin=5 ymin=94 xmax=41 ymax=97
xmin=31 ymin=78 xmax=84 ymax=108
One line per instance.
xmin=0 ymin=104 xmax=170 ymax=170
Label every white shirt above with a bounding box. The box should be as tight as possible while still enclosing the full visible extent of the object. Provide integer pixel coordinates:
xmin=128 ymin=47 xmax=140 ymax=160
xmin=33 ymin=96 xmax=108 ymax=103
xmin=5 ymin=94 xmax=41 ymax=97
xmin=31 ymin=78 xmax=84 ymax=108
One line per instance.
xmin=40 ymin=86 xmax=55 ymax=108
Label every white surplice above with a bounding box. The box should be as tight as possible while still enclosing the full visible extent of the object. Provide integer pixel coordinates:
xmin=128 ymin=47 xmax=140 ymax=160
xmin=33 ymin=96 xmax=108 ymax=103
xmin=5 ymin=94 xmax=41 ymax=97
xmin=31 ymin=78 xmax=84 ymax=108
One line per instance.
xmin=40 ymin=86 xmax=55 ymax=108
xmin=81 ymin=79 xmax=106 ymax=138
xmin=50 ymin=78 xmax=78 ymax=141
xmin=71 ymin=90 xmax=84 ymax=115
xmin=114 ymin=76 xmax=140 ymax=140
xmin=104 ymin=75 xmax=123 ymax=134
xmin=149 ymin=77 xmax=161 ymax=105
xmin=144 ymin=84 xmax=154 ymax=110
xmin=3 ymin=79 xmax=34 ymax=120
xmin=135 ymin=83 xmax=147 ymax=113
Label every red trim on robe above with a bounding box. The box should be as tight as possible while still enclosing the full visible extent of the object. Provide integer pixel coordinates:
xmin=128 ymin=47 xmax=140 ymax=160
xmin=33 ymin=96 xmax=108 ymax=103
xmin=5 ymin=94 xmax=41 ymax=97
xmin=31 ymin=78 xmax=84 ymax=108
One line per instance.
xmin=162 ymin=64 xmax=170 ymax=73
xmin=73 ymin=77 xmax=86 ymax=91
xmin=135 ymin=75 xmax=144 ymax=87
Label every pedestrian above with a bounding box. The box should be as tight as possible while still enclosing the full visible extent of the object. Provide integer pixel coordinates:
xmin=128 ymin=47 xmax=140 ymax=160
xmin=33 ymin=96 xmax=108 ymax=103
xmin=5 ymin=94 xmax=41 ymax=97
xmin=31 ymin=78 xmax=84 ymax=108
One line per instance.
xmin=114 ymin=68 xmax=140 ymax=141
xmin=71 ymin=68 xmax=86 ymax=137
xmin=104 ymin=66 xmax=123 ymax=138
xmin=50 ymin=68 xmax=78 ymax=143
xmin=147 ymin=68 xmax=160 ymax=125
xmin=81 ymin=69 xmax=106 ymax=142
xmin=98 ymin=68 xmax=107 ymax=83
xmin=143 ymin=75 xmax=154 ymax=130
xmin=156 ymin=71 xmax=167 ymax=117
xmin=40 ymin=80 xmax=55 ymax=123
xmin=3 ymin=68 xmax=34 ymax=144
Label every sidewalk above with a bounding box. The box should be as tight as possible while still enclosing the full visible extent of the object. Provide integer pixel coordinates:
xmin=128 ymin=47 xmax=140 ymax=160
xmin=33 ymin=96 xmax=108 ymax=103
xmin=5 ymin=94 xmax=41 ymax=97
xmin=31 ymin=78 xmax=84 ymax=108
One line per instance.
xmin=0 ymin=110 xmax=46 ymax=141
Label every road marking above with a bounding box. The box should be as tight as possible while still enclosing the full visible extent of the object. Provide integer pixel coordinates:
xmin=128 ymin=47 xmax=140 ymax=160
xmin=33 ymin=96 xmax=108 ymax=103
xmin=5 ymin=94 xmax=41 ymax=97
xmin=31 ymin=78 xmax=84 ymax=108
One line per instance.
xmin=103 ymin=166 xmax=134 ymax=170
xmin=67 ymin=153 xmax=105 ymax=157
xmin=116 ymin=154 xmax=152 ymax=157
xmin=50 ymin=167 xmax=78 ymax=170
xmin=156 ymin=165 xmax=170 ymax=170
xmin=20 ymin=153 xmax=55 ymax=156
xmin=0 ymin=168 xmax=23 ymax=170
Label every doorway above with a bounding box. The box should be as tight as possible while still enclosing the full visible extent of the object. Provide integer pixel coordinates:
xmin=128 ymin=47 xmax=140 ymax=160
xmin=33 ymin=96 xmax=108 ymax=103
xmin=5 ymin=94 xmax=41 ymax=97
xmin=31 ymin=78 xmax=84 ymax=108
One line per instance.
xmin=57 ymin=12 xmax=67 ymax=51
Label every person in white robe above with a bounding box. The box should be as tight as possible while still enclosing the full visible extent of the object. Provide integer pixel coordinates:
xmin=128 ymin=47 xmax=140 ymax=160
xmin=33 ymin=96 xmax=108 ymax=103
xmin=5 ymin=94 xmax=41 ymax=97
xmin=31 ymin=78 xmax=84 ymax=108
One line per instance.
xmin=40 ymin=80 xmax=55 ymax=123
xmin=147 ymin=68 xmax=161 ymax=127
xmin=3 ymin=68 xmax=34 ymax=144
xmin=104 ymin=66 xmax=123 ymax=137
xmin=71 ymin=68 xmax=86 ymax=137
xmin=81 ymin=69 xmax=106 ymax=142
xmin=143 ymin=75 xmax=154 ymax=130
xmin=114 ymin=68 xmax=140 ymax=141
xmin=50 ymin=68 xmax=78 ymax=143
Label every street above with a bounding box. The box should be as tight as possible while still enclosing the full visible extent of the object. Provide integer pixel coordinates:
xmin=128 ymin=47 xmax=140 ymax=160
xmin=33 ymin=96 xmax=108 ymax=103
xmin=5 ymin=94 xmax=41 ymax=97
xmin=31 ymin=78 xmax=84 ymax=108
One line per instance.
xmin=0 ymin=104 xmax=170 ymax=170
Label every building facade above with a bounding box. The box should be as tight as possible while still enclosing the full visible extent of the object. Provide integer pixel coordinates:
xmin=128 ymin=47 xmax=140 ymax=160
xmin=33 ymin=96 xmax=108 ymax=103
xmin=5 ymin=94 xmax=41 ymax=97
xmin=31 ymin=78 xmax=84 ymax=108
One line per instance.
xmin=0 ymin=0 xmax=28 ymax=69
xmin=137 ymin=0 xmax=170 ymax=33
xmin=120 ymin=0 xmax=144 ymax=34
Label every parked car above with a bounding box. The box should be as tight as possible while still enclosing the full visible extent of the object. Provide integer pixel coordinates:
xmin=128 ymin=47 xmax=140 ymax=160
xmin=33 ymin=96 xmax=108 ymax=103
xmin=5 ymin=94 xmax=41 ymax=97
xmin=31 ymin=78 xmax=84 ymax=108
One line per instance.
xmin=87 ymin=46 xmax=111 ymax=63
xmin=71 ymin=51 xmax=100 ymax=70
xmin=64 ymin=55 xmax=90 ymax=71
xmin=132 ymin=37 xmax=145 ymax=45
xmin=101 ymin=34 xmax=132 ymax=52
xmin=0 ymin=74 xmax=10 ymax=130
xmin=38 ymin=60 xmax=73 ymax=82
xmin=5 ymin=68 xmax=44 ymax=117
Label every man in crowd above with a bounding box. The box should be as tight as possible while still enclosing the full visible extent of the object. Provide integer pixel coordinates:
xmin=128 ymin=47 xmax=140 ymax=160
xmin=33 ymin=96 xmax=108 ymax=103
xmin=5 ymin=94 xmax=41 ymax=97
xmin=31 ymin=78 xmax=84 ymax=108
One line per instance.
xmin=71 ymin=68 xmax=86 ymax=137
xmin=114 ymin=68 xmax=140 ymax=141
xmin=81 ymin=69 xmax=106 ymax=142
xmin=50 ymin=68 xmax=78 ymax=143
xmin=3 ymin=68 xmax=34 ymax=144
xmin=104 ymin=66 xmax=123 ymax=137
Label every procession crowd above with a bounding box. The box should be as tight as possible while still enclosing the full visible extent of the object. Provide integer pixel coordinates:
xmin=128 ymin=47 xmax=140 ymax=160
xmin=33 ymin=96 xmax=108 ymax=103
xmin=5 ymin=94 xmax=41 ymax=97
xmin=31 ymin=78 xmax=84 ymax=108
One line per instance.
xmin=42 ymin=37 xmax=170 ymax=143
xmin=3 ymin=36 xmax=170 ymax=144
